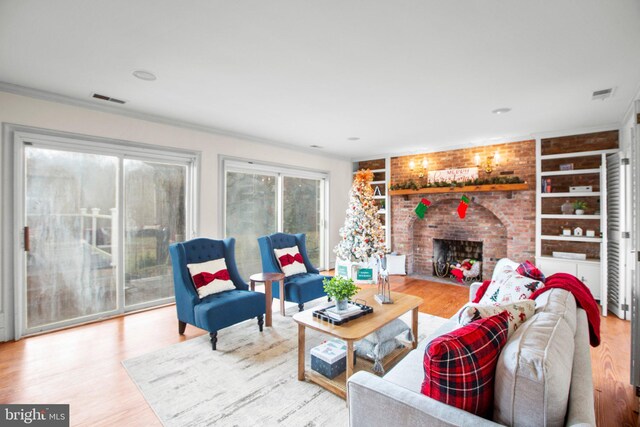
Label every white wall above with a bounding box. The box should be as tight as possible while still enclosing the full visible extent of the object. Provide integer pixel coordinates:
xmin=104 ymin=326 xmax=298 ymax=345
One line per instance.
xmin=0 ymin=90 xmax=353 ymax=340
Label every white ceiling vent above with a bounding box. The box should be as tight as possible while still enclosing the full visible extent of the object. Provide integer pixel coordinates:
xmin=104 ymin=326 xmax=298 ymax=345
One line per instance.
xmin=92 ymin=93 xmax=126 ymax=104
xmin=592 ymin=88 xmax=614 ymax=101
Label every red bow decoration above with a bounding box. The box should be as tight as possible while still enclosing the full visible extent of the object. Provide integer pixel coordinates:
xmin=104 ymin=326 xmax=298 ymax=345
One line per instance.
xmin=192 ymin=269 xmax=231 ymax=289
xmin=279 ymin=252 xmax=304 ymax=267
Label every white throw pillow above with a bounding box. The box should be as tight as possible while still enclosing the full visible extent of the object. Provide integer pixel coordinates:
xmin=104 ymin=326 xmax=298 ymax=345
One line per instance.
xmin=479 ymin=262 xmax=544 ymax=305
xmin=491 ymin=258 xmax=520 ymax=281
xmin=456 ymin=300 xmax=536 ymax=338
xmin=274 ymin=245 xmax=308 ymax=277
xmin=187 ymin=258 xmax=236 ymax=298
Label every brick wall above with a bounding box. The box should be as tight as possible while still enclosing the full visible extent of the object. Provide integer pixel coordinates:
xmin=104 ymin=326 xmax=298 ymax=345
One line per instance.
xmin=540 ymin=131 xmax=619 ymax=155
xmin=390 ymin=140 xmax=536 ymax=276
xmin=391 ymin=140 xmax=536 ymax=186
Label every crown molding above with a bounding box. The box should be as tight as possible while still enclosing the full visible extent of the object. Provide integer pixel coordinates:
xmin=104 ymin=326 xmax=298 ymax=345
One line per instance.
xmin=0 ymin=81 xmax=349 ymax=161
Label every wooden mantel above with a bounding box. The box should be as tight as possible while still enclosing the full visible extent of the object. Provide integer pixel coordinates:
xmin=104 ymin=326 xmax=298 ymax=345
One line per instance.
xmin=389 ymin=182 xmax=529 ymax=196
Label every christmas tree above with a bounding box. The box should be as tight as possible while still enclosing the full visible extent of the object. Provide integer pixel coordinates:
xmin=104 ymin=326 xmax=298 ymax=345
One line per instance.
xmin=334 ymin=169 xmax=386 ymax=262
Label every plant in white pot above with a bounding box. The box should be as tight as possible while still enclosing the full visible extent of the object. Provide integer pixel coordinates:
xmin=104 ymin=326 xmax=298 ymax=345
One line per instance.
xmin=323 ymin=276 xmax=360 ymax=312
xmin=573 ymin=200 xmax=587 ymax=215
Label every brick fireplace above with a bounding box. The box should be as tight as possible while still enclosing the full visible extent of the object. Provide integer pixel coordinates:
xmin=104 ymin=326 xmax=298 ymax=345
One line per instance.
xmin=389 ymin=140 xmax=537 ymax=278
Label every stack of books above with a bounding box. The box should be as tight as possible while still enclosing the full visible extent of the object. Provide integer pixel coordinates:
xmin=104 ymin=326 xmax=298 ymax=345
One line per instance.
xmin=324 ymin=303 xmax=363 ymax=321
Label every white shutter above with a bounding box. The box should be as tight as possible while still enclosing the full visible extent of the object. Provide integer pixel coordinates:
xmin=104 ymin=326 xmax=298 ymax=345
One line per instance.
xmin=631 ymin=110 xmax=640 ymax=389
xmin=607 ymin=153 xmax=628 ymax=319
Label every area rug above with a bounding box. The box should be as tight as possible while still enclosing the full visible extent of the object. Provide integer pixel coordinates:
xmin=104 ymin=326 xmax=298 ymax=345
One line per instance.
xmin=123 ymin=303 xmax=448 ymax=427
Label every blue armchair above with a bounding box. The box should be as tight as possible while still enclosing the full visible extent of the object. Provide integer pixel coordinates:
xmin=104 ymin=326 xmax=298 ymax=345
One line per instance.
xmin=257 ymin=233 xmax=329 ymax=313
xmin=169 ymin=237 xmax=266 ymax=350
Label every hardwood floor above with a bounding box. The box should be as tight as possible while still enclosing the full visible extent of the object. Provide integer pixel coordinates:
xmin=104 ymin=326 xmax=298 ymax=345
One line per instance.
xmin=0 ymin=276 xmax=637 ymax=426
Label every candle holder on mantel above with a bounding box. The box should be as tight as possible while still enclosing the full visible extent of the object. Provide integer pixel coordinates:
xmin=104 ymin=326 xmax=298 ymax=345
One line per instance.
xmin=375 ymin=255 xmax=393 ymax=304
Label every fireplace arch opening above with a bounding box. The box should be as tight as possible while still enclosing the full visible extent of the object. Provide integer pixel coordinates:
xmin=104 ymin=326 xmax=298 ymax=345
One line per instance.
xmin=409 ymin=197 xmax=507 ymax=281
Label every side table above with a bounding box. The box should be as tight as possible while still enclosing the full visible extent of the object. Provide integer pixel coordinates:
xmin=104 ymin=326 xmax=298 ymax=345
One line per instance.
xmin=249 ymin=272 xmax=285 ymax=327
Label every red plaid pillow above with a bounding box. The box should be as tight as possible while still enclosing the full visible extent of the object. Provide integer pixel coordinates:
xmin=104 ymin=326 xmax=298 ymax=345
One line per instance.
xmin=516 ymin=260 xmax=546 ymax=283
xmin=421 ymin=311 xmax=509 ymax=418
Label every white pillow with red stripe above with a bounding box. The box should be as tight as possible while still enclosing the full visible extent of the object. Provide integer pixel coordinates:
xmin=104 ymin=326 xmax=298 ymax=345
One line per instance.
xmin=274 ymin=245 xmax=307 ymax=277
xmin=187 ymin=258 xmax=236 ymax=298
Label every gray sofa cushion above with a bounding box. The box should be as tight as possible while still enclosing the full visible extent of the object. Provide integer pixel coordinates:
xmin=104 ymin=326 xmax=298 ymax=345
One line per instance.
xmin=383 ymin=349 xmax=424 ymax=392
xmin=534 ymin=288 xmax=578 ymax=335
xmin=493 ymin=312 xmax=575 ymax=427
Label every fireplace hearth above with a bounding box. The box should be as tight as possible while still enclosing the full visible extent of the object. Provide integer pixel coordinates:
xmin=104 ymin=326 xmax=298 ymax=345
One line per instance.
xmin=433 ymin=239 xmax=483 ymax=281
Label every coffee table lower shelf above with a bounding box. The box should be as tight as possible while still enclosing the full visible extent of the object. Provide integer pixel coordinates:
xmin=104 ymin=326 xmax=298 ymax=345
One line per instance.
xmin=304 ymin=345 xmax=412 ymax=399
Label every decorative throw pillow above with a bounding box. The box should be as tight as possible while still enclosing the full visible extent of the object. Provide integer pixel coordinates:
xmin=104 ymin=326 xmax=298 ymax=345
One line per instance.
xmin=356 ymin=339 xmax=401 ymax=374
xmin=356 ymin=318 xmax=414 ymax=374
xmin=274 ymin=245 xmax=307 ymax=277
xmin=421 ymin=311 xmax=509 ymax=418
xmin=187 ymin=258 xmax=236 ymax=298
xmin=457 ymin=300 xmax=536 ymax=338
xmin=478 ymin=263 xmax=544 ymax=306
xmin=516 ymin=260 xmax=546 ymax=283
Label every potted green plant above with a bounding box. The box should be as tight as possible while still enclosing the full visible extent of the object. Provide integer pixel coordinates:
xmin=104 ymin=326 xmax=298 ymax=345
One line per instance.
xmin=573 ymin=200 xmax=587 ymax=215
xmin=323 ymin=276 xmax=360 ymax=311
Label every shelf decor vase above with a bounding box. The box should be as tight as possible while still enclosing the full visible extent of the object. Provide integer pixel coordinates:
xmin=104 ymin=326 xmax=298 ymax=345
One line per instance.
xmin=575 ymin=209 xmax=585 ymax=215
xmin=561 ymin=200 xmax=574 ymax=215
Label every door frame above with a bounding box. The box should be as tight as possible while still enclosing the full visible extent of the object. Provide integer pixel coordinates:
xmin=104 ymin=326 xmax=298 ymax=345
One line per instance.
xmin=2 ymin=124 xmax=200 ymax=340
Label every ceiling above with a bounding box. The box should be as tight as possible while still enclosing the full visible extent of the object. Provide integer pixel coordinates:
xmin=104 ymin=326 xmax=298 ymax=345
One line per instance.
xmin=1 ymin=1 xmax=639 ymax=159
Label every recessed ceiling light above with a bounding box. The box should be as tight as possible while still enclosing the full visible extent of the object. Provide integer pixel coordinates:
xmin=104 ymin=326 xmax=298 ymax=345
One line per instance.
xmin=309 ymin=144 xmax=323 ymax=149
xmin=132 ymin=70 xmax=157 ymax=81
xmin=492 ymin=108 xmax=511 ymax=115
xmin=347 ymin=137 xmax=360 ymax=141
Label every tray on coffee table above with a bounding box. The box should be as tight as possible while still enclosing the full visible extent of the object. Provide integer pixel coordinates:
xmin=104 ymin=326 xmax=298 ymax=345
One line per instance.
xmin=312 ymin=302 xmax=373 ymax=325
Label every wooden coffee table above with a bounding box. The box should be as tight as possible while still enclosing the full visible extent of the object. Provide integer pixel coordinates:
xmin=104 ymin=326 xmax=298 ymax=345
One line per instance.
xmin=293 ymin=287 xmax=423 ymax=399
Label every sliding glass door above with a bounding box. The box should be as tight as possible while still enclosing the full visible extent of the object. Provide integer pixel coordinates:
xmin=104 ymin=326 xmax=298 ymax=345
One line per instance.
xmin=282 ymin=176 xmax=324 ymax=267
xmin=124 ymin=160 xmax=187 ymax=307
xmin=225 ymin=170 xmax=277 ymax=279
xmin=224 ymin=161 xmax=327 ymax=279
xmin=18 ymin=134 xmax=196 ymax=335
xmin=25 ymin=147 xmax=119 ymax=329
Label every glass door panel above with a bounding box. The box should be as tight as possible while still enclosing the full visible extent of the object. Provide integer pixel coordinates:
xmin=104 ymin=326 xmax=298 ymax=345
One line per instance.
xmin=282 ymin=176 xmax=323 ymax=267
xmin=124 ymin=160 xmax=186 ymax=307
xmin=25 ymin=147 xmax=118 ymax=330
xmin=225 ymin=171 xmax=277 ymax=279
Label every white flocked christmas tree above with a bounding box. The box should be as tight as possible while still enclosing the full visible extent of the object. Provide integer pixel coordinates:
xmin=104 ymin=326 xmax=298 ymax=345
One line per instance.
xmin=335 ymin=169 xmax=386 ymax=262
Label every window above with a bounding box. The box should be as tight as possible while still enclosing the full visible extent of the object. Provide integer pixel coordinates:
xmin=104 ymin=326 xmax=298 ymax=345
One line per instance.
xmin=223 ymin=159 xmax=328 ymax=279
xmin=12 ymin=128 xmax=198 ymax=336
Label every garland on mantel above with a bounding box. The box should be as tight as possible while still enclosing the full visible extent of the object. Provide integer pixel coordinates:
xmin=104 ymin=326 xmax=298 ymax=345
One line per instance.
xmin=389 ymin=176 xmax=524 ymax=191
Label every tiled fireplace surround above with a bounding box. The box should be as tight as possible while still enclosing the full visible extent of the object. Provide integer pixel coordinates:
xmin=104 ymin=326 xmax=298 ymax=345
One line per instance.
xmin=388 ymin=140 xmax=536 ymax=278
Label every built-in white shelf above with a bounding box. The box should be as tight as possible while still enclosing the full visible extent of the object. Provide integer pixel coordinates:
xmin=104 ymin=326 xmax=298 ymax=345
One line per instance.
xmin=540 ymin=168 xmax=600 ymax=176
xmin=540 ymin=192 xmax=600 ymax=198
xmin=540 ymin=214 xmax=601 ymax=219
xmin=540 ymin=235 xmax=602 ymax=243
xmin=539 ymin=148 xmax=618 ymax=160
xmin=373 ymin=195 xmax=386 ymax=200
xmin=537 ymin=255 xmax=600 ymax=264
xmin=353 ymin=168 xmax=386 ymax=174
xmin=377 ymin=209 xmax=387 ymax=214
xmin=370 ymin=180 xmax=385 ymax=185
